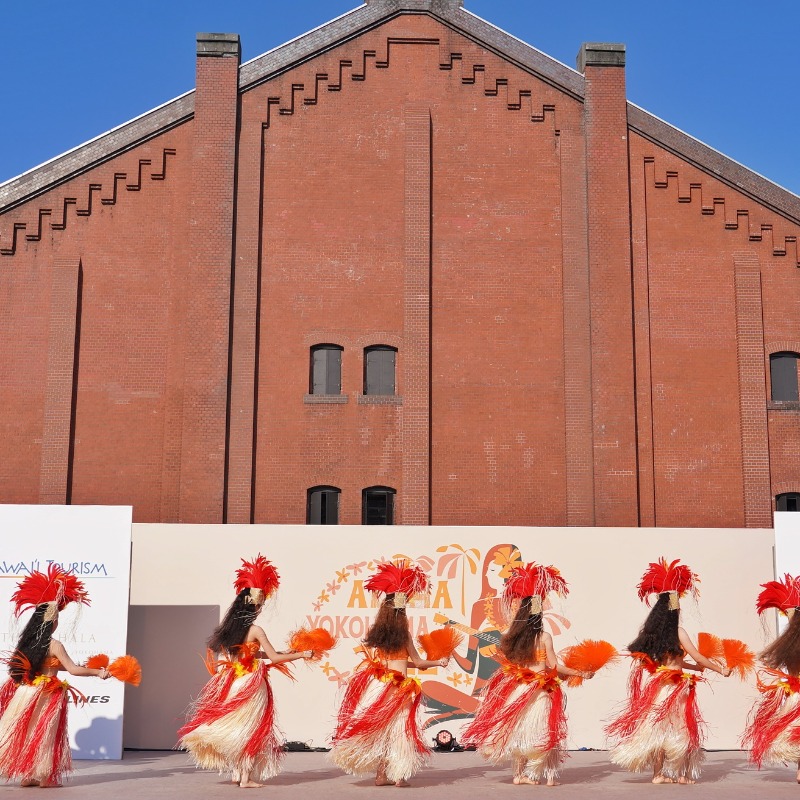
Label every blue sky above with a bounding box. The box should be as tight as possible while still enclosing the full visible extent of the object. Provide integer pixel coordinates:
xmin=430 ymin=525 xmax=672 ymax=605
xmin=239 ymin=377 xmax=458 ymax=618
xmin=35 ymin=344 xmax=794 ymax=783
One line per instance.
xmin=2 ymin=0 xmax=798 ymax=196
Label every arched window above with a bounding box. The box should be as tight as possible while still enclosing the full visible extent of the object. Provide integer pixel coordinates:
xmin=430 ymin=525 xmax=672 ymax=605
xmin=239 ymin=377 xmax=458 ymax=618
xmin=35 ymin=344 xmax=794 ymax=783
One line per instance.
xmin=307 ymin=486 xmax=340 ymax=524
xmin=770 ymin=352 xmax=799 ymax=402
xmin=362 ymin=486 xmax=395 ymax=525
xmin=363 ymin=346 xmax=396 ymax=396
xmin=310 ymin=345 xmax=343 ymax=395
xmin=776 ymin=493 xmax=800 ymax=512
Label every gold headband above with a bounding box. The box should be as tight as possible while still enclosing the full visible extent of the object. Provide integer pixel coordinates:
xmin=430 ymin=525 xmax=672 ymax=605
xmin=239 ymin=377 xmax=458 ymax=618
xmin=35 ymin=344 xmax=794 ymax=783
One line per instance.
xmin=529 ymin=596 xmax=543 ymax=615
xmin=43 ymin=602 xmax=59 ymax=622
xmin=392 ymin=592 xmax=408 ymax=609
xmin=667 ymin=591 xmax=680 ymax=610
xmin=245 ymin=588 xmax=265 ymax=605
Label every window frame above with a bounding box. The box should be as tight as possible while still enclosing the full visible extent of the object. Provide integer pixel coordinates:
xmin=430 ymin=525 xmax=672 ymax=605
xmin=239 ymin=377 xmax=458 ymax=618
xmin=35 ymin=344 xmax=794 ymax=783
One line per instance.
xmin=362 ymin=485 xmax=396 ymax=525
xmin=363 ymin=345 xmax=397 ymax=396
xmin=309 ymin=344 xmax=343 ymax=396
xmin=776 ymin=492 xmax=800 ymax=512
xmin=307 ymin=485 xmax=341 ymax=525
xmin=769 ymin=351 xmax=800 ymax=402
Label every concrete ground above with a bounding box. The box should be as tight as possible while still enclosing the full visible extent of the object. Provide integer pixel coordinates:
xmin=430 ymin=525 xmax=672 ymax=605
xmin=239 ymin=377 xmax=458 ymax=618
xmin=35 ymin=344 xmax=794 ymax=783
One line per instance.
xmin=16 ymin=750 xmax=800 ymax=798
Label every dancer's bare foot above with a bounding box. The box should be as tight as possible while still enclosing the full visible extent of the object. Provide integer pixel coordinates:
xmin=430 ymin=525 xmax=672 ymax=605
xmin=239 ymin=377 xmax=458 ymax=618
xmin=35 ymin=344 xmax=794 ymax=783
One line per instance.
xmin=239 ymin=781 xmax=264 ymax=788
xmin=652 ymin=774 xmax=674 ymax=784
xmin=512 ymin=776 xmax=539 ymax=785
xmin=395 ymin=779 xmax=410 ymax=787
xmin=20 ymin=779 xmax=39 ymax=787
xmin=677 ymin=776 xmax=696 ymax=785
xmin=375 ymin=772 xmax=393 ymax=787
xmin=545 ymin=778 xmax=560 ymax=787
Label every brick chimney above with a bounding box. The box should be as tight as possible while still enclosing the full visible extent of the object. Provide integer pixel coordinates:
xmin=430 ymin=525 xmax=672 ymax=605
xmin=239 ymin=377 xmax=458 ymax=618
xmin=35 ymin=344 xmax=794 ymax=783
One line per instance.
xmin=178 ymin=33 xmax=241 ymax=522
xmin=577 ymin=43 xmax=639 ymax=526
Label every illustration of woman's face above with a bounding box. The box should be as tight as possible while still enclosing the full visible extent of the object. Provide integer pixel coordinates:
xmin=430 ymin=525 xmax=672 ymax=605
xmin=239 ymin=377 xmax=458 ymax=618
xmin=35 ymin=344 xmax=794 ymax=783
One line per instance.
xmin=485 ymin=560 xmax=505 ymax=592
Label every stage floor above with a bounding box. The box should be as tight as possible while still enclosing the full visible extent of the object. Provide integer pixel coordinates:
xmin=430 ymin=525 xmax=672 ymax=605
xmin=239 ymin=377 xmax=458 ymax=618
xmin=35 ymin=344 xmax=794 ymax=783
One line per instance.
xmin=37 ymin=750 xmax=799 ymax=796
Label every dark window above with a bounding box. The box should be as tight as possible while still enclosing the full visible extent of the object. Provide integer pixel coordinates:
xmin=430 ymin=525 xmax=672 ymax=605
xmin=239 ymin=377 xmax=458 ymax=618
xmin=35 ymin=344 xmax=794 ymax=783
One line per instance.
xmin=777 ymin=493 xmax=800 ymax=512
xmin=307 ymin=486 xmax=340 ymax=524
xmin=310 ymin=345 xmax=343 ymax=395
xmin=770 ymin=352 xmax=799 ymax=401
xmin=362 ymin=486 xmax=395 ymax=525
xmin=364 ymin=346 xmax=396 ymax=395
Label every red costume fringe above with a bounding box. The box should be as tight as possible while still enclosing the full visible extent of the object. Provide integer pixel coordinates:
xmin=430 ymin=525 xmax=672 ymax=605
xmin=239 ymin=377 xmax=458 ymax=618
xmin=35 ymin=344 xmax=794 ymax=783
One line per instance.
xmin=606 ymin=658 xmax=707 ymax=780
xmin=330 ymin=650 xmax=428 ymax=781
xmin=0 ymin=676 xmax=85 ymax=785
xmin=462 ymin=658 xmax=566 ymax=756
xmin=178 ymin=642 xmax=291 ymax=779
xmin=332 ymin=651 xmax=426 ymax=753
xmin=742 ymin=669 xmax=800 ymax=767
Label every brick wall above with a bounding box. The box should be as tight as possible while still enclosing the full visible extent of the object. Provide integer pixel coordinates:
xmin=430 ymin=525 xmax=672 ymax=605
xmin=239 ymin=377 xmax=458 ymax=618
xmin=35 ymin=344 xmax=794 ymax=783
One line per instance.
xmin=1 ymin=11 xmax=798 ymax=527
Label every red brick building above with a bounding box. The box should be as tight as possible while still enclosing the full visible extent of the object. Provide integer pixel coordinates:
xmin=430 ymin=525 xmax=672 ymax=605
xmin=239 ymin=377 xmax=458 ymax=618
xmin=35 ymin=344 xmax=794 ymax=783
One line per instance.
xmin=1 ymin=0 xmax=798 ymax=528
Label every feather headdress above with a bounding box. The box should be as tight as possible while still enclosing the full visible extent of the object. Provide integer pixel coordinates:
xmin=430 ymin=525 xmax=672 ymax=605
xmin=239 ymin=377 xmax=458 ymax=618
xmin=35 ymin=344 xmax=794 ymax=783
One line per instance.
xmin=756 ymin=574 xmax=800 ymax=616
xmin=503 ymin=562 xmax=568 ymax=615
xmin=636 ymin=557 xmax=699 ymax=606
xmin=11 ymin=563 xmax=90 ymax=617
xmin=364 ymin=560 xmax=429 ymax=608
xmin=233 ymin=554 xmax=280 ymax=604
xmin=504 ymin=562 xmax=568 ymax=601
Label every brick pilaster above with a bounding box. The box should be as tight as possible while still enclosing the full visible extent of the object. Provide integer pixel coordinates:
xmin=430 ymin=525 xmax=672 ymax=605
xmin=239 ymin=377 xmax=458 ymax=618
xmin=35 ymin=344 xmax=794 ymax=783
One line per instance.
xmin=631 ymin=157 xmax=656 ymax=525
xmin=401 ymin=106 xmax=431 ymax=525
xmin=39 ymin=259 xmax=81 ymax=504
xmin=225 ymin=111 xmax=264 ymax=524
xmin=578 ymin=43 xmax=639 ymax=526
xmin=179 ymin=33 xmax=240 ymax=522
xmin=559 ymin=127 xmax=595 ymax=525
xmin=734 ymin=253 xmax=772 ymax=527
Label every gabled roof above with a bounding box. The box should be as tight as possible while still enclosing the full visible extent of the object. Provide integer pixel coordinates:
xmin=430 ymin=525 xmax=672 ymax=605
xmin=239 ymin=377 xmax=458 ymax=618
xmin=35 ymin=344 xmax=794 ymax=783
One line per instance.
xmin=2 ymin=0 xmax=798 ymax=222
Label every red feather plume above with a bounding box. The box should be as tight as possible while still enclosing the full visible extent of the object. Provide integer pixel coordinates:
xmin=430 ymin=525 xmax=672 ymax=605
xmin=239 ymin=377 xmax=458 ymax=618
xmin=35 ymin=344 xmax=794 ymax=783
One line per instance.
xmin=11 ymin=563 xmax=90 ymax=616
xmin=636 ymin=557 xmax=699 ymax=605
xmin=722 ymin=639 xmax=755 ymax=680
xmin=697 ymin=632 xmax=723 ymax=663
xmin=756 ymin=574 xmax=800 ymax=615
xmin=288 ymin=627 xmax=337 ymax=660
xmin=504 ymin=562 xmax=568 ymax=601
xmin=560 ymin=640 xmax=618 ymax=686
xmin=233 ymin=554 xmax=280 ymax=598
xmin=85 ymin=654 xmax=110 ymax=670
xmin=364 ymin=560 xmax=429 ymax=598
xmin=109 ymin=655 xmax=142 ymax=686
xmin=418 ymin=628 xmax=464 ymax=661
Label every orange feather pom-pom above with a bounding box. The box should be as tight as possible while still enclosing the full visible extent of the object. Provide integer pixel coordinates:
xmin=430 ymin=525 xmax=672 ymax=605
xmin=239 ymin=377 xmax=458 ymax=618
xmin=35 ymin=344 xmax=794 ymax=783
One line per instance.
xmin=561 ymin=640 xmax=618 ymax=687
xmin=109 ymin=655 xmax=142 ymax=686
xmin=288 ymin=627 xmax=336 ymax=660
xmin=697 ymin=632 xmax=723 ymax=663
xmin=418 ymin=627 xmax=464 ymax=661
xmin=85 ymin=654 xmax=110 ymax=670
xmin=722 ymin=638 xmax=755 ymax=679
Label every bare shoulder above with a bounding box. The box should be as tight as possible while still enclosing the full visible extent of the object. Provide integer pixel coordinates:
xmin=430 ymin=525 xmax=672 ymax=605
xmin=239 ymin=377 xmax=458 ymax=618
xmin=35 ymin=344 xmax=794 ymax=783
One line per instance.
xmin=541 ymin=631 xmax=554 ymax=645
xmin=50 ymin=638 xmax=66 ymax=653
xmin=248 ymin=624 xmax=267 ymax=639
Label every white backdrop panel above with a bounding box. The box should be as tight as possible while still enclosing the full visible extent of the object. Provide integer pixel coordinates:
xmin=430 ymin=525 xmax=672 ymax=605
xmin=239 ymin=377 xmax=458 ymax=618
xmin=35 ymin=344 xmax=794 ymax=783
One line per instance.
xmin=0 ymin=504 xmax=132 ymax=759
xmin=130 ymin=524 xmax=773 ymax=751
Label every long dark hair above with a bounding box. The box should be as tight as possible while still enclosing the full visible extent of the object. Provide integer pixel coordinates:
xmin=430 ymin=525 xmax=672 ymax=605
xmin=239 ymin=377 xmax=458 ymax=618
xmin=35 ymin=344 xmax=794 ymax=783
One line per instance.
xmin=9 ymin=604 xmax=55 ymax=684
xmin=628 ymin=592 xmax=682 ymax=663
xmin=207 ymin=589 xmax=262 ymax=653
xmin=364 ymin=595 xmax=410 ymax=654
xmin=761 ymin=610 xmax=800 ymax=674
xmin=499 ymin=596 xmax=543 ymax=665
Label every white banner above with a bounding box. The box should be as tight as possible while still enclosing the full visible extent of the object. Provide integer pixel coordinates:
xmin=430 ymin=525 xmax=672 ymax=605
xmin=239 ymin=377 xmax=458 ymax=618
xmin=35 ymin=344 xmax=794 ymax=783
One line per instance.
xmin=0 ymin=504 xmax=132 ymax=759
xmin=129 ymin=523 xmax=773 ymax=751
